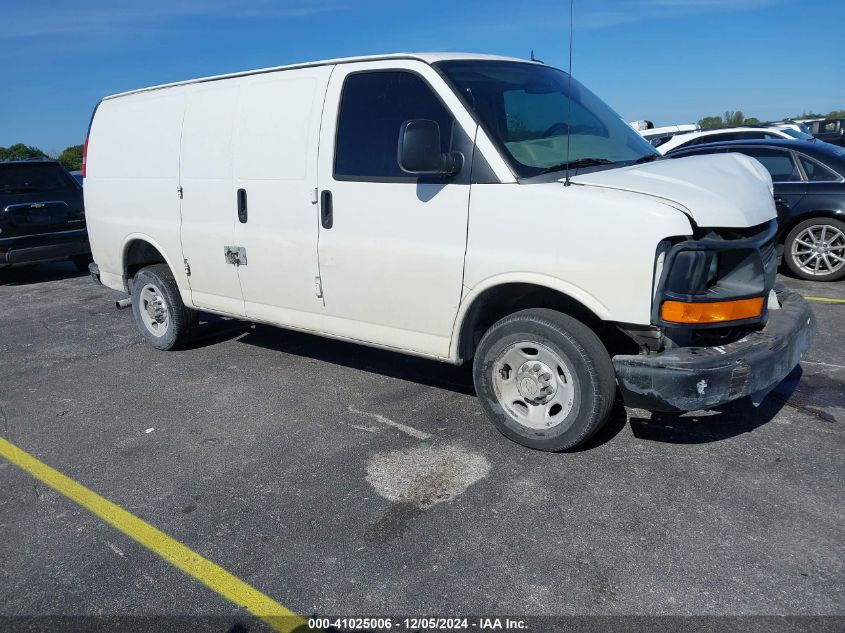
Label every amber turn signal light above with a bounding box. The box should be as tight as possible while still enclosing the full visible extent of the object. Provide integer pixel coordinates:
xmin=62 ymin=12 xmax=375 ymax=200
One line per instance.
xmin=661 ymin=297 xmax=764 ymax=324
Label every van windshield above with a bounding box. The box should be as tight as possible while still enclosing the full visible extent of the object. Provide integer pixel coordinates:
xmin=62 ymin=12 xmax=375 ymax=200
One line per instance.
xmin=436 ymin=61 xmax=659 ymax=178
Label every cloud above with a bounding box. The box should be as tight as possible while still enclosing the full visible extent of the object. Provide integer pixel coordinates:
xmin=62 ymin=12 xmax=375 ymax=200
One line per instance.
xmin=578 ymin=0 xmax=780 ymax=29
xmin=645 ymin=0 xmax=773 ymax=6
xmin=457 ymin=0 xmax=780 ymax=35
xmin=0 ymin=1 xmax=341 ymax=39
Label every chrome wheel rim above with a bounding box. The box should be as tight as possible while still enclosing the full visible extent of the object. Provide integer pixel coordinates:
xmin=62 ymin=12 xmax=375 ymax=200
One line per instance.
xmin=492 ymin=341 xmax=576 ymax=431
xmin=791 ymin=224 xmax=845 ymax=276
xmin=138 ymin=283 xmax=169 ymax=337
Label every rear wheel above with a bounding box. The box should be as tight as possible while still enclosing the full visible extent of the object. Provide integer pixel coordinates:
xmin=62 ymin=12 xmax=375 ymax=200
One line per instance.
xmin=784 ymin=218 xmax=845 ymax=282
xmin=473 ymin=309 xmax=616 ymax=451
xmin=130 ymin=264 xmax=197 ymax=350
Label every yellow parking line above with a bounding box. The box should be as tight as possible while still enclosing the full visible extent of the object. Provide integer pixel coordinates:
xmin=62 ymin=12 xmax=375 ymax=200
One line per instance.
xmin=0 ymin=436 xmax=310 ymax=633
xmin=805 ymin=296 xmax=845 ymax=304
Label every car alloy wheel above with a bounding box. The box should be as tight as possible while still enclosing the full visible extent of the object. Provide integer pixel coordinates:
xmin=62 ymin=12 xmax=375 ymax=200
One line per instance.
xmin=790 ymin=224 xmax=845 ymax=277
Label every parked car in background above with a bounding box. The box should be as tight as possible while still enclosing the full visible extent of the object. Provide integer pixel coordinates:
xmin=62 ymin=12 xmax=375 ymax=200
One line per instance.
xmin=667 ymin=139 xmax=845 ymax=281
xmin=629 ymin=121 xmax=700 ymax=148
xmin=769 ymin=120 xmax=814 ymax=136
xmin=70 ymin=170 xmax=83 ymax=185
xmin=0 ymin=159 xmax=91 ymax=271
xmin=657 ymin=126 xmax=808 ymax=155
xmin=804 ymin=119 xmax=845 ymax=146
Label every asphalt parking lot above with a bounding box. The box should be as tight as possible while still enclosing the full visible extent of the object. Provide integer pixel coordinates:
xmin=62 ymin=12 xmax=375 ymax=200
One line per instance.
xmin=1 ymin=263 xmax=843 ymax=630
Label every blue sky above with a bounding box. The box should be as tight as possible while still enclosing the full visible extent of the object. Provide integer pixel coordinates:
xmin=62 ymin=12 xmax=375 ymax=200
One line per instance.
xmin=2 ymin=0 xmax=841 ymax=154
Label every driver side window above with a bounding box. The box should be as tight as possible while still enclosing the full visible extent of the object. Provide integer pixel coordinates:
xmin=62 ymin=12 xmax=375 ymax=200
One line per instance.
xmin=334 ymin=71 xmax=454 ymax=180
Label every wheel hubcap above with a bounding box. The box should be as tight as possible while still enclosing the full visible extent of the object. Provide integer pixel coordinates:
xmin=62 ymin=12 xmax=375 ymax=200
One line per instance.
xmin=138 ymin=283 xmax=169 ymax=337
xmin=792 ymin=224 xmax=845 ymax=276
xmin=515 ymin=360 xmax=556 ymax=404
xmin=493 ymin=341 xmax=576 ymax=431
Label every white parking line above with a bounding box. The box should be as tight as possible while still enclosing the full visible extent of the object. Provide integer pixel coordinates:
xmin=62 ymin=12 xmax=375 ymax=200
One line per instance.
xmin=347 ymin=406 xmax=432 ymax=440
xmin=801 ymin=360 xmax=845 ymax=370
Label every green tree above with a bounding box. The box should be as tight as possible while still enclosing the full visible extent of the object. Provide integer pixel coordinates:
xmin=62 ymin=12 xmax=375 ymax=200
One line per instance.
xmin=723 ymin=110 xmax=745 ymax=127
xmin=743 ymin=117 xmax=760 ymax=125
xmin=0 ymin=143 xmax=46 ymax=161
xmin=827 ymin=110 xmax=845 ymax=119
xmin=58 ymin=144 xmax=84 ymax=171
xmin=698 ymin=116 xmax=724 ymax=130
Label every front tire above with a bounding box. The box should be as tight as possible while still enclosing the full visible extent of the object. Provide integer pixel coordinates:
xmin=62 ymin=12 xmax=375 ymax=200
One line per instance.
xmin=130 ymin=264 xmax=198 ymax=350
xmin=473 ymin=309 xmax=616 ymax=451
xmin=784 ymin=218 xmax=845 ymax=282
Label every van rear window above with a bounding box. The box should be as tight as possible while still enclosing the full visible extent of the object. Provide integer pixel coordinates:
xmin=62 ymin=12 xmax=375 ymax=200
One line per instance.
xmin=0 ymin=163 xmax=77 ymax=193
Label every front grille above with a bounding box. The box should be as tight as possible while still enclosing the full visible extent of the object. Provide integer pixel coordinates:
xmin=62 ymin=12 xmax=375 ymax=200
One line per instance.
xmin=761 ymin=239 xmax=777 ymax=270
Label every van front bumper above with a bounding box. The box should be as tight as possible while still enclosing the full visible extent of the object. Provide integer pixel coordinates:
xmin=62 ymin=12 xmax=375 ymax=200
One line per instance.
xmin=612 ymin=287 xmax=815 ymax=412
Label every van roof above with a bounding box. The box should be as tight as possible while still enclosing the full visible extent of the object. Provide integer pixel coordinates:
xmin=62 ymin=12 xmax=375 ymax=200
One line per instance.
xmin=102 ymin=52 xmax=536 ymax=101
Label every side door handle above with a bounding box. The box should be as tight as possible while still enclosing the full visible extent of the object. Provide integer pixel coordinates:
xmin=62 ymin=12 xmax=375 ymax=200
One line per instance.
xmin=237 ymin=188 xmax=248 ymax=223
xmin=320 ymin=190 xmax=333 ymax=229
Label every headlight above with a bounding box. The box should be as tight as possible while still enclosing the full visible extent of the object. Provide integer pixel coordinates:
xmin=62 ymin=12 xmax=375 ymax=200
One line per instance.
xmin=653 ymin=221 xmax=778 ymax=327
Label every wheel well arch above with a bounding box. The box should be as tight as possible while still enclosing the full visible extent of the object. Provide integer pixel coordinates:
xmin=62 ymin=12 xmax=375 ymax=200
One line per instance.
xmin=454 ymin=282 xmax=636 ymax=363
xmin=122 ymin=238 xmax=168 ymax=285
xmin=779 ymin=210 xmax=845 ymax=242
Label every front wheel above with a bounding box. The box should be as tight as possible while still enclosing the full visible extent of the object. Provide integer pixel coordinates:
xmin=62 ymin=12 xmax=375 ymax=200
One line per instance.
xmin=784 ymin=218 xmax=845 ymax=282
xmin=473 ymin=309 xmax=616 ymax=451
xmin=130 ymin=264 xmax=198 ymax=350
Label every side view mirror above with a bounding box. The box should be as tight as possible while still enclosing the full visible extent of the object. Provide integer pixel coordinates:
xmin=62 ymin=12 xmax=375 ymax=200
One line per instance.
xmin=397 ymin=119 xmax=463 ymax=177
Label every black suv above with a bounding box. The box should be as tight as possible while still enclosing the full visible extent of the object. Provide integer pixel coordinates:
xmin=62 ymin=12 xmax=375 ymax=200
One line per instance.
xmin=0 ymin=159 xmax=91 ymax=271
xmin=805 ymin=119 xmax=845 ymax=146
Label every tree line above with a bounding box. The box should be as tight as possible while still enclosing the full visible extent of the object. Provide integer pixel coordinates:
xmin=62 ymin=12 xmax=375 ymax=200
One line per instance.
xmin=0 ymin=143 xmax=83 ymax=171
xmin=698 ymin=109 xmax=845 ymax=130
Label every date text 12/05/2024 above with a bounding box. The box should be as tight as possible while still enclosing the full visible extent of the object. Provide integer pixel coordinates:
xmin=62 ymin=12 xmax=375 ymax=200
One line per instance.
xmin=306 ymin=617 xmax=529 ymax=630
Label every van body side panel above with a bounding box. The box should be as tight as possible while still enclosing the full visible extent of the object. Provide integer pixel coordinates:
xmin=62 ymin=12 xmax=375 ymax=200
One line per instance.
xmin=85 ymin=91 xmax=187 ymax=294
xmin=179 ymin=82 xmax=245 ymax=316
xmin=232 ymin=66 xmax=332 ymax=321
xmin=458 ymin=182 xmax=693 ymax=339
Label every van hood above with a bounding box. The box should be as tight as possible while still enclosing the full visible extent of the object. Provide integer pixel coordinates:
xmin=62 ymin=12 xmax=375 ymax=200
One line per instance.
xmin=568 ymin=153 xmax=776 ymax=228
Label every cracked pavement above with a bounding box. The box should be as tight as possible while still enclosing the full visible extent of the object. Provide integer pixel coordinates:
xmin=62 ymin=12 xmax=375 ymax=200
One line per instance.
xmin=0 ymin=262 xmax=842 ymax=627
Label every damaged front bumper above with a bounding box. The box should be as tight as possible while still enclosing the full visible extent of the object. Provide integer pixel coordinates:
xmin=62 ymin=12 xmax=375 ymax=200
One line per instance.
xmin=612 ymin=287 xmax=815 ymax=412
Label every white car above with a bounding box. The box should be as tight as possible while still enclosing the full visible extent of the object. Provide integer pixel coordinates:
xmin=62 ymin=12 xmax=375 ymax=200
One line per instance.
xmin=657 ymin=126 xmax=804 ymax=155
xmin=83 ymin=53 xmax=814 ymax=451
xmin=769 ymin=120 xmax=814 ymax=137
xmin=629 ymin=122 xmax=701 ymax=148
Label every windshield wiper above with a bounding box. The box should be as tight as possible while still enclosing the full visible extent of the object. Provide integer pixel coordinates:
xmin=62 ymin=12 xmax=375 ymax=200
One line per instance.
xmin=537 ymin=158 xmax=613 ymax=175
xmin=634 ymin=153 xmax=661 ymax=164
xmin=0 ymin=186 xmax=37 ymax=192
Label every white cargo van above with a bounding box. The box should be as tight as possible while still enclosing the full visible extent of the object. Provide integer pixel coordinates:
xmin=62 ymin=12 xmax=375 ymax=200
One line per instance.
xmin=84 ymin=53 xmax=814 ymax=451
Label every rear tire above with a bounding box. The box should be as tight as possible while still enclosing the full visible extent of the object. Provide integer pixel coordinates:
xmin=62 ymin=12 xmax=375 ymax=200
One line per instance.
xmin=473 ymin=309 xmax=616 ymax=451
xmin=783 ymin=217 xmax=845 ymax=282
xmin=130 ymin=264 xmax=198 ymax=350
